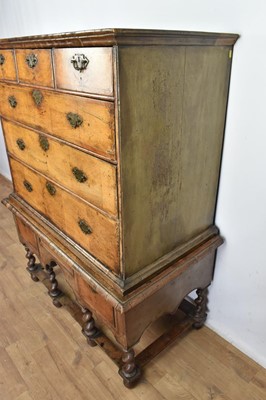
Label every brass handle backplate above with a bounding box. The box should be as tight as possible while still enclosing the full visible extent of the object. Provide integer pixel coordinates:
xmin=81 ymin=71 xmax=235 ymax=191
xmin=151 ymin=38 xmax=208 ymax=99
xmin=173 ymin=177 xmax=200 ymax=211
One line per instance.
xmin=78 ymin=219 xmax=92 ymax=235
xmin=46 ymin=181 xmax=56 ymax=196
xmin=8 ymin=95 xmax=17 ymax=108
xmin=0 ymin=54 xmax=5 ymax=65
xmin=72 ymin=167 xmax=87 ymax=183
xmin=39 ymin=135 xmax=49 ymax=151
xmin=32 ymin=89 xmax=43 ymax=106
xmin=16 ymin=138 xmax=26 ymax=150
xmin=71 ymin=54 xmax=89 ymax=72
xmin=23 ymin=180 xmax=33 ymax=192
xmin=26 ymin=53 xmax=38 ymax=68
xmin=66 ymin=112 xmax=83 ymax=129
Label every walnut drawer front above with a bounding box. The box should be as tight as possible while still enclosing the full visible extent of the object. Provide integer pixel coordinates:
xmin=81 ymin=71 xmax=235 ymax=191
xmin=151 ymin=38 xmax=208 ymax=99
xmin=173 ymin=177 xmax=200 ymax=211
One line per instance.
xmin=0 ymin=50 xmax=17 ymax=81
xmin=54 ymin=48 xmax=113 ymax=97
xmin=10 ymin=157 xmax=120 ymax=273
xmin=3 ymin=120 xmax=118 ymax=216
xmin=16 ymin=49 xmax=54 ymax=87
xmin=0 ymin=83 xmax=115 ymax=160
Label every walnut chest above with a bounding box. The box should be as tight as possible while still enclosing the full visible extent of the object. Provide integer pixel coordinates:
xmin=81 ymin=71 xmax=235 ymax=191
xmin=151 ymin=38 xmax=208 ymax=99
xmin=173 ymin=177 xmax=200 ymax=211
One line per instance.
xmin=0 ymin=28 xmax=238 ymax=387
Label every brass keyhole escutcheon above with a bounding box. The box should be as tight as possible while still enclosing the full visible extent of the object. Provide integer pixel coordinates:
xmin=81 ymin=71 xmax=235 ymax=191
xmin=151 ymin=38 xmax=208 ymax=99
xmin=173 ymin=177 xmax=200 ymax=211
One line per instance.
xmin=39 ymin=135 xmax=49 ymax=152
xmin=66 ymin=112 xmax=83 ymax=129
xmin=71 ymin=54 xmax=89 ymax=72
xmin=8 ymin=95 xmax=17 ymax=108
xmin=23 ymin=180 xmax=33 ymax=192
xmin=0 ymin=54 xmax=5 ymax=65
xmin=46 ymin=182 xmax=56 ymax=196
xmin=32 ymin=89 xmax=43 ymax=106
xmin=78 ymin=219 xmax=92 ymax=235
xmin=72 ymin=167 xmax=87 ymax=183
xmin=26 ymin=53 xmax=38 ymax=68
xmin=16 ymin=138 xmax=26 ymax=150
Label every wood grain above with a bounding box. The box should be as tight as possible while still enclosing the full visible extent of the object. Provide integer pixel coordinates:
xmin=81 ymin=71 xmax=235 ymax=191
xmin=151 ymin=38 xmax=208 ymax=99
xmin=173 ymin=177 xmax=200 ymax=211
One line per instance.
xmin=118 ymin=45 xmax=232 ymax=277
xmin=54 ymin=47 xmax=113 ymax=96
xmin=15 ymin=49 xmax=54 ymax=87
xmin=9 ymin=158 xmax=120 ymax=273
xmin=0 ymin=49 xmax=17 ymax=81
xmin=3 ymin=119 xmax=118 ymax=216
xmin=0 ymin=83 xmax=116 ymax=160
xmin=0 ymin=174 xmax=264 ymax=400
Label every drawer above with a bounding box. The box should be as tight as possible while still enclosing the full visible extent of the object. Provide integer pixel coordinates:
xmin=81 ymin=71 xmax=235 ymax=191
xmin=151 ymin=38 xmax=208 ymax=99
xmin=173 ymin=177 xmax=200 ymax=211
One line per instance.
xmin=16 ymin=49 xmax=54 ymax=87
xmin=76 ymin=273 xmax=115 ymax=327
xmin=0 ymin=83 xmax=115 ymax=160
xmin=10 ymin=157 xmax=120 ymax=273
xmin=53 ymin=48 xmax=113 ymax=96
xmin=15 ymin=217 xmax=39 ymax=254
xmin=3 ymin=120 xmax=118 ymax=216
xmin=0 ymin=50 xmax=17 ymax=81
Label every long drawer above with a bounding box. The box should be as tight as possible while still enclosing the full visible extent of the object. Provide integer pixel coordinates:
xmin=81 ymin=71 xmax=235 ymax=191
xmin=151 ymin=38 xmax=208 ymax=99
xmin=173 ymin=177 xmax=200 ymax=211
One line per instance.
xmin=3 ymin=119 xmax=118 ymax=216
xmin=0 ymin=83 xmax=115 ymax=160
xmin=10 ymin=157 xmax=120 ymax=273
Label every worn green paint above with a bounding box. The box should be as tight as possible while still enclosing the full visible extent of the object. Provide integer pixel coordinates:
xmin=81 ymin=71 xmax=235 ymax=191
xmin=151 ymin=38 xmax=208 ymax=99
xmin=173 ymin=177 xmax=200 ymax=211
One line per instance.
xmin=118 ymin=45 xmax=232 ymax=277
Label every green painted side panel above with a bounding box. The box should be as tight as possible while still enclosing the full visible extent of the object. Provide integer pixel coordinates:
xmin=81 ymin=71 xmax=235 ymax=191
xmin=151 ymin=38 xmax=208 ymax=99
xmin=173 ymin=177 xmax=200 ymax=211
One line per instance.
xmin=118 ymin=45 xmax=232 ymax=277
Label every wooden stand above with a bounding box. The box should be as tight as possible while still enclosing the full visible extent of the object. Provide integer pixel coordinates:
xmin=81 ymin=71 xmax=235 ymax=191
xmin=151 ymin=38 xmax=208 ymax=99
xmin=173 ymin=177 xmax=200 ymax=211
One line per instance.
xmin=23 ymin=264 xmax=207 ymax=388
xmin=23 ymin=250 xmax=211 ymax=388
xmin=3 ymin=195 xmax=223 ymax=388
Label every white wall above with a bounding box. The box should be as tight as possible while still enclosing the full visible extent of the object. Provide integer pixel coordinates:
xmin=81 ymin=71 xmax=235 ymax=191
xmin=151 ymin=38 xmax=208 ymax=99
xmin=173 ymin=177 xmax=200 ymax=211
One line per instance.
xmin=0 ymin=0 xmax=265 ymax=367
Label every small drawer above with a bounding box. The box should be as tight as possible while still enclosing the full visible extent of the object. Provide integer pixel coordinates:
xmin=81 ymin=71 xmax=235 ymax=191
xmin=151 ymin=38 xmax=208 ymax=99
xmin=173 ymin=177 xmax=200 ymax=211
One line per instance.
xmin=3 ymin=120 xmax=118 ymax=216
xmin=53 ymin=48 xmax=113 ymax=97
xmin=16 ymin=49 xmax=54 ymax=87
xmin=76 ymin=273 xmax=115 ymax=327
xmin=10 ymin=157 xmax=120 ymax=274
xmin=0 ymin=83 xmax=115 ymax=160
xmin=0 ymin=50 xmax=17 ymax=81
xmin=15 ymin=216 xmax=39 ymax=254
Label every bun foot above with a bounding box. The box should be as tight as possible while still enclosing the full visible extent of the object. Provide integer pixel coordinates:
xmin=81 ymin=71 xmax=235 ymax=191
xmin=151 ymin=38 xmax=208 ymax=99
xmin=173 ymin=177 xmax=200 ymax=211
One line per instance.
xmin=119 ymin=349 xmax=141 ymax=388
xmin=193 ymin=287 xmax=208 ymax=329
xmin=30 ymin=274 xmax=39 ymax=282
xmin=52 ymin=298 xmax=62 ymax=308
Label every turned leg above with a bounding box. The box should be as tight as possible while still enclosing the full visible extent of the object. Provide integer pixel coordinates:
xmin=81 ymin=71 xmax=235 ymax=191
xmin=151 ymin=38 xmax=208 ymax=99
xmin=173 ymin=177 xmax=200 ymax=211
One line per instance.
xmin=193 ymin=287 xmax=208 ymax=329
xmin=119 ymin=349 xmax=141 ymax=388
xmin=81 ymin=307 xmax=100 ymax=347
xmin=45 ymin=262 xmax=62 ymax=308
xmin=25 ymin=247 xmax=39 ymax=282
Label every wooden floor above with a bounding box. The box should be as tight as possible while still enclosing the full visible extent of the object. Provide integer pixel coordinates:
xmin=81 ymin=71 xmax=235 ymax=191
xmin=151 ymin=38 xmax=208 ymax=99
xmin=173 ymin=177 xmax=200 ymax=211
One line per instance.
xmin=0 ymin=174 xmax=265 ymax=400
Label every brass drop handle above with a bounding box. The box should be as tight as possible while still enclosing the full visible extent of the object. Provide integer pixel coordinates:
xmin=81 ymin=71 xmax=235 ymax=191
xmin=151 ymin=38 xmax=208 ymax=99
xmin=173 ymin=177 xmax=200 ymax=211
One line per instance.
xmin=78 ymin=219 xmax=92 ymax=235
xmin=46 ymin=181 xmax=56 ymax=196
xmin=25 ymin=53 xmax=38 ymax=68
xmin=0 ymin=54 xmax=5 ymax=65
xmin=66 ymin=112 xmax=83 ymax=128
xmin=32 ymin=89 xmax=43 ymax=106
xmin=71 ymin=54 xmax=89 ymax=72
xmin=16 ymin=138 xmax=26 ymax=150
xmin=23 ymin=180 xmax=33 ymax=192
xmin=8 ymin=95 xmax=17 ymax=108
xmin=72 ymin=167 xmax=87 ymax=183
xmin=39 ymin=135 xmax=49 ymax=151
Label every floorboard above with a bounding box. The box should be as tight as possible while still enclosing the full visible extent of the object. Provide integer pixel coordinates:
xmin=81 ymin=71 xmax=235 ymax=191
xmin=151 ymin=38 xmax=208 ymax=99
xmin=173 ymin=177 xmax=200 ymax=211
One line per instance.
xmin=0 ymin=174 xmax=265 ymax=400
